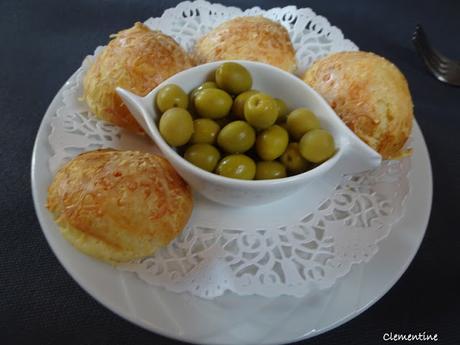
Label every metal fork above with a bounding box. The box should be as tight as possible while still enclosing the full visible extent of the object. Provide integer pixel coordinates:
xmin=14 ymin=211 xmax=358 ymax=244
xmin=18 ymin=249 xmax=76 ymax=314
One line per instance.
xmin=412 ymin=24 xmax=460 ymax=86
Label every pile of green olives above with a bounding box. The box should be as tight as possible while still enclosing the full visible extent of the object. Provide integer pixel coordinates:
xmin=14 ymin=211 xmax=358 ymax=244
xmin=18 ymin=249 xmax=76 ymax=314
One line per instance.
xmin=155 ymin=62 xmax=336 ymax=180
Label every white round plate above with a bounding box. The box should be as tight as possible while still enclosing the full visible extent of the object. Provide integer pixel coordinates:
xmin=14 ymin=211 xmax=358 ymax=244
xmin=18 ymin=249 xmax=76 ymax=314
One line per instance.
xmin=31 ymin=74 xmax=432 ymax=344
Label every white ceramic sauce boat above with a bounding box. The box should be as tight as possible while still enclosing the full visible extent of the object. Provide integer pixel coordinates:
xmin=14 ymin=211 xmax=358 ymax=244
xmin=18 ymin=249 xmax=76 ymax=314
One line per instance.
xmin=117 ymin=61 xmax=381 ymax=207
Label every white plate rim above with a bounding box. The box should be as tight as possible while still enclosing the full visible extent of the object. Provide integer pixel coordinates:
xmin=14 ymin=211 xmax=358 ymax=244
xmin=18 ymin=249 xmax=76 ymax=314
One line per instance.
xmin=31 ymin=73 xmax=433 ymax=345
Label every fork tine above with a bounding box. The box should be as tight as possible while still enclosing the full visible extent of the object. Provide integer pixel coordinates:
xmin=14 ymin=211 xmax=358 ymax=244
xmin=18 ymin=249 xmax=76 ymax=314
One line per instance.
xmin=416 ymin=37 xmax=460 ymax=75
xmin=413 ymin=27 xmax=457 ymax=75
xmin=413 ymin=34 xmax=453 ymax=81
xmin=416 ymin=25 xmax=440 ymax=55
xmin=413 ymin=25 xmax=460 ymax=86
xmin=415 ymin=41 xmax=440 ymax=70
xmin=415 ymin=26 xmax=450 ymax=64
xmin=413 ymin=35 xmax=441 ymax=71
xmin=416 ymin=36 xmax=448 ymax=70
xmin=413 ymin=27 xmax=443 ymax=65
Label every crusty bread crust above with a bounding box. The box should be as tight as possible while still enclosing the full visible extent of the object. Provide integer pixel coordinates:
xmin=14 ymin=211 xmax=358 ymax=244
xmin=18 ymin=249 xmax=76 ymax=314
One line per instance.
xmin=47 ymin=149 xmax=193 ymax=264
xmin=303 ymin=51 xmax=413 ymax=159
xmin=194 ymin=16 xmax=296 ymax=73
xmin=83 ymin=23 xmax=194 ymax=132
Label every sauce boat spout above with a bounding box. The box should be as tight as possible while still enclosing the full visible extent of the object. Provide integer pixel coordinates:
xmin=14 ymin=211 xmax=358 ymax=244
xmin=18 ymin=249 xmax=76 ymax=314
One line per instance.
xmin=116 ymin=87 xmax=158 ymax=138
xmin=339 ymin=134 xmax=382 ymax=175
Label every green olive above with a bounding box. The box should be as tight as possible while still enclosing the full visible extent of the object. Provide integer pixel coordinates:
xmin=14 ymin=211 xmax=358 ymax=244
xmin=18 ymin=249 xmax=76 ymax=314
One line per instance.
xmin=155 ymin=84 xmax=189 ymax=113
xmin=184 ymin=144 xmax=221 ymax=172
xmin=217 ymin=121 xmax=256 ymax=153
xmin=255 ymin=125 xmax=289 ymax=161
xmin=215 ymin=154 xmax=256 ymax=180
xmin=159 ymin=108 xmax=194 ymax=147
xmin=190 ymin=81 xmax=218 ymax=103
xmin=299 ymin=129 xmax=335 ymax=163
xmin=190 ymin=119 xmax=220 ymax=144
xmin=215 ymin=62 xmax=252 ymax=94
xmin=244 ymin=93 xmax=278 ymax=129
xmin=274 ymin=98 xmax=289 ymax=123
xmin=194 ymin=88 xmax=233 ymax=119
xmin=232 ymin=90 xmax=259 ymax=119
xmin=280 ymin=143 xmax=311 ymax=174
xmin=286 ymin=108 xmax=321 ymax=140
xmin=255 ymin=161 xmax=287 ymax=180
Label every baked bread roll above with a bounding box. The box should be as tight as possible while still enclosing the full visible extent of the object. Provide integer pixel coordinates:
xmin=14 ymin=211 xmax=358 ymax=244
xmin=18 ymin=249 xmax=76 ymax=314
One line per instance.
xmin=83 ymin=23 xmax=194 ymax=132
xmin=303 ymin=51 xmax=413 ymax=159
xmin=194 ymin=16 xmax=296 ymax=73
xmin=47 ymin=149 xmax=193 ymax=263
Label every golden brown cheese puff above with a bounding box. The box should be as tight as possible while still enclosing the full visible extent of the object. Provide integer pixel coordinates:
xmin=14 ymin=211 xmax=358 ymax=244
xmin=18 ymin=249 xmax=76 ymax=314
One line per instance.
xmin=194 ymin=16 xmax=296 ymax=73
xmin=47 ymin=149 xmax=193 ymax=264
xmin=83 ymin=23 xmax=194 ymax=133
xmin=303 ymin=51 xmax=413 ymax=159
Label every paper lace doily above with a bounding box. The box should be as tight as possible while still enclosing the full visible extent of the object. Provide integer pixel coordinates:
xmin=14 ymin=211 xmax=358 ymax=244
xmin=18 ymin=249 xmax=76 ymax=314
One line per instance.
xmin=48 ymin=0 xmax=410 ymax=298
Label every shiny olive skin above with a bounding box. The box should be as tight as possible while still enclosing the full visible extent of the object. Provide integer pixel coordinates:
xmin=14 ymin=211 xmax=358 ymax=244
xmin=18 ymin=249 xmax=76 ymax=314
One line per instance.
xmin=280 ymin=143 xmax=310 ymax=174
xmin=215 ymin=154 xmax=256 ymax=180
xmin=190 ymin=81 xmax=218 ymax=103
xmin=299 ymin=129 xmax=336 ymax=163
xmin=255 ymin=161 xmax=287 ymax=180
xmin=184 ymin=144 xmax=221 ymax=172
xmin=274 ymin=98 xmax=289 ymax=123
xmin=215 ymin=62 xmax=252 ymax=94
xmin=155 ymin=84 xmax=189 ymax=113
xmin=190 ymin=119 xmax=220 ymax=144
xmin=255 ymin=125 xmax=289 ymax=161
xmin=217 ymin=121 xmax=256 ymax=153
xmin=159 ymin=108 xmax=194 ymax=147
xmin=244 ymin=93 xmax=278 ymax=129
xmin=232 ymin=90 xmax=259 ymax=119
xmin=286 ymin=108 xmax=321 ymax=140
xmin=194 ymin=88 xmax=233 ymax=119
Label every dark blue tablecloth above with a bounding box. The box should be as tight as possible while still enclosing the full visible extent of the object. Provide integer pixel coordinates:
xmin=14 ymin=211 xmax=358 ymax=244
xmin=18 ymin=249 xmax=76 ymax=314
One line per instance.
xmin=1 ymin=0 xmax=459 ymax=344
